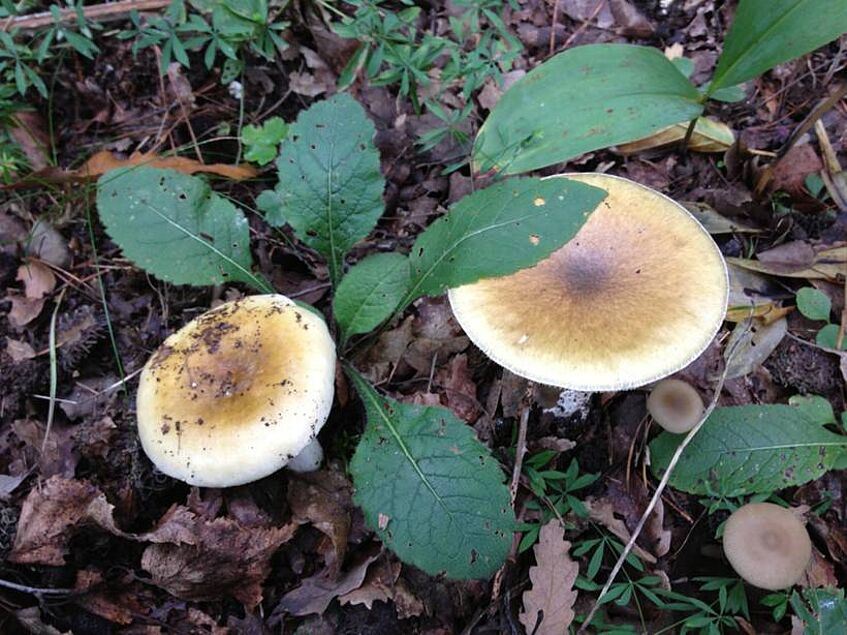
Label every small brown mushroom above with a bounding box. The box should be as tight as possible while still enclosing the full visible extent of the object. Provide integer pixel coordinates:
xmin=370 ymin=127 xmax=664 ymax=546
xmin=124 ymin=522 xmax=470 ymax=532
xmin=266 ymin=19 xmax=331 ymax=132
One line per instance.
xmin=722 ymin=502 xmax=811 ymax=590
xmin=448 ymin=173 xmax=728 ymax=390
xmin=136 ymin=294 xmax=336 ymax=487
xmin=646 ymin=378 xmax=704 ymax=433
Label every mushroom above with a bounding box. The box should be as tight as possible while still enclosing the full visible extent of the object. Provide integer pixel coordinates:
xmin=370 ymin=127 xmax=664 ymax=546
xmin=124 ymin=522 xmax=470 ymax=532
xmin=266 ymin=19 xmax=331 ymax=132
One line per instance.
xmin=646 ymin=378 xmax=704 ymax=433
xmin=448 ymin=173 xmax=728 ymax=390
xmin=136 ymin=294 xmax=336 ymax=487
xmin=722 ymin=502 xmax=811 ymax=590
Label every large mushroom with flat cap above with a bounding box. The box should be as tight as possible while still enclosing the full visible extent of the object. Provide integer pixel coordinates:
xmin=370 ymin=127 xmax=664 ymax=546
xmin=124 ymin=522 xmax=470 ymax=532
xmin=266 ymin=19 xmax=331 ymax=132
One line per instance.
xmin=136 ymin=294 xmax=336 ymax=487
xmin=448 ymin=173 xmax=728 ymax=391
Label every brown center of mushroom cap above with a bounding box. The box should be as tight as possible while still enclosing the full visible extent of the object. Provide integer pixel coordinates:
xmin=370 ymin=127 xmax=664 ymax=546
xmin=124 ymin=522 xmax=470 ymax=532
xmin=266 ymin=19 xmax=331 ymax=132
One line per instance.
xmin=661 ymin=390 xmax=693 ymax=416
xmin=760 ymin=529 xmax=783 ymax=551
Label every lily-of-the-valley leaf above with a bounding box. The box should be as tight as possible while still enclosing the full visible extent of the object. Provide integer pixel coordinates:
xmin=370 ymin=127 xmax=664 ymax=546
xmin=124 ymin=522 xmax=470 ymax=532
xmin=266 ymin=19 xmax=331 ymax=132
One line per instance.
xmin=96 ymin=167 xmax=264 ymax=289
xmin=332 ymin=177 xmax=606 ymax=339
xmin=472 ymin=44 xmax=703 ymax=175
xmin=347 ymin=368 xmax=514 ymax=579
xmin=649 ymin=403 xmax=847 ymax=496
xmin=265 ymin=93 xmax=385 ymax=286
xmin=708 ymin=0 xmax=847 ymax=95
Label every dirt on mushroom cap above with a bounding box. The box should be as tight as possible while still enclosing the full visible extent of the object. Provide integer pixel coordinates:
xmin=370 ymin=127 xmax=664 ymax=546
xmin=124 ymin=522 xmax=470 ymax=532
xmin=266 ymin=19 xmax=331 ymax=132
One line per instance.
xmin=136 ymin=294 xmax=336 ymax=487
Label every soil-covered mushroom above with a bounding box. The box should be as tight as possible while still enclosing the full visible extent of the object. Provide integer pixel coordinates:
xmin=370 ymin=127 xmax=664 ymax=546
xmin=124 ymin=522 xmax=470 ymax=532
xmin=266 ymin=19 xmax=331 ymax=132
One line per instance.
xmin=448 ymin=173 xmax=728 ymax=390
xmin=646 ymin=378 xmax=704 ymax=433
xmin=722 ymin=502 xmax=811 ymax=590
xmin=136 ymin=294 xmax=336 ymax=487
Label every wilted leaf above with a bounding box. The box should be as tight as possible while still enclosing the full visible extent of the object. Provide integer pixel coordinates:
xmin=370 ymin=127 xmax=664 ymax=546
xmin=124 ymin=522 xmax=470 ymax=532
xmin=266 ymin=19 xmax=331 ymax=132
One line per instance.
xmin=287 ymin=468 xmax=354 ymax=578
xmin=274 ymin=550 xmax=380 ymax=617
xmin=519 ymin=521 xmax=578 ymax=635
xmin=585 ymin=498 xmax=656 ymax=563
xmin=6 ymin=293 xmax=45 ymax=327
xmin=348 ymin=369 xmax=514 ymax=579
xmin=616 ymin=117 xmax=735 ymax=155
xmin=141 ymin=512 xmax=296 ymax=608
xmin=683 ymin=202 xmax=761 ymax=234
xmin=650 ymin=404 xmax=847 ymax=496
xmin=9 ymin=477 xmax=120 ymax=565
xmin=724 ymin=317 xmax=788 ymax=379
xmin=473 ymin=44 xmax=702 ymax=174
xmin=16 ymin=261 xmax=56 ymax=298
xmin=728 ymin=243 xmax=846 ymax=281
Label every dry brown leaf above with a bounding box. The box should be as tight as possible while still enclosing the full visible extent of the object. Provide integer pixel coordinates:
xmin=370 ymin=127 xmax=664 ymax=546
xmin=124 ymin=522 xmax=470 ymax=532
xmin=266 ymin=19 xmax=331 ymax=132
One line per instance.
xmin=438 ymin=353 xmax=480 ymax=423
xmin=728 ymin=242 xmax=846 ymax=282
xmin=6 ymin=293 xmax=46 ymax=327
xmin=74 ymin=570 xmax=150 ymax=626
xmin=9 ymin=477 xmax=120 ymax=565
xmin=770 ymin=143 xmax=824 ymax=195
xmin=337 ymin=556 xmax=423 ymax=618
xmin=5 ymin=337 xmax=36 ymax=362
xmin=140 ymin=512 xmax=296 ymax=608
xmin=274 ymin=550 xmax=381 ymax=617
xmin=519 ymin=521 xmax=578 ymax=635
xmin=585 ymin=497 xmax=657 ymax=563
xmin=287 ymin=468 xmax=354 ymax=578
xmin=17 ymin=261 xmax=56 ymax=299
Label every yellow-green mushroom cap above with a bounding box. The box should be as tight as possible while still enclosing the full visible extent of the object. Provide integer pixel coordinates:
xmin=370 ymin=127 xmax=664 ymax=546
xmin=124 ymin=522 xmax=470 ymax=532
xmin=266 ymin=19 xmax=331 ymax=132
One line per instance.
xmin=136 ymin=294 xmax=336 ymax=487
xmin=722 ymin=503 xmax=811 ymax=590
xmin=448 ymin=173 xmax=728 ymax=390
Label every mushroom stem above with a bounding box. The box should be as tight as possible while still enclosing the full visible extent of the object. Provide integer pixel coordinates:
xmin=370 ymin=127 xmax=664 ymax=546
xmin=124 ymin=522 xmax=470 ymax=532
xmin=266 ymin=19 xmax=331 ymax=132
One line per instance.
xmin=287 ymin=438 xmax=324 ymax=473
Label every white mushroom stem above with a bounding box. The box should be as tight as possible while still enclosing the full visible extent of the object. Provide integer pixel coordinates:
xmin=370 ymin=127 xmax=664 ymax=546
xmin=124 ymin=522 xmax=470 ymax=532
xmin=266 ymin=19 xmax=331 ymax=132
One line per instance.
xmin=287 ymin=438 xmax=324 ymax=473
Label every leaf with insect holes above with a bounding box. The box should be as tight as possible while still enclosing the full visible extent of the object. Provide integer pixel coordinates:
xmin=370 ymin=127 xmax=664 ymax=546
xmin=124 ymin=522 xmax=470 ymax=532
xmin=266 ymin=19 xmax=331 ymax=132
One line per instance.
xmin=96 ymin=167 xmax=263 ymax=289
xmin=473 ymin=44 xmax=703 ymax=175
xmin=650 ymin=403 xmax=847 ymax=496
xmin=333 ymin=252 xmax=411 ymax=339
xmin=267 ymin=93 xmax=385 ymax=286
xmin=708 ymin=0 xmax=847 ymax=95
xmin=796 ymin=287 xmax=832 ymax=321
xmin=403 ymin=176 xmax=606 ymax=304
xmin=347 ymin=368 xmax=514 ymax=579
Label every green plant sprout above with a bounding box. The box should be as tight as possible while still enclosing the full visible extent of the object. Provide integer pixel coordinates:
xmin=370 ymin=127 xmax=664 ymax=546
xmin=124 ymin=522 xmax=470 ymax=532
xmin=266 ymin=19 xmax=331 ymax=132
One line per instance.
xmin=241 ymin=116 xmax=288 ymax=165
xmin=796 ymin=286 xmax=845 ymax=350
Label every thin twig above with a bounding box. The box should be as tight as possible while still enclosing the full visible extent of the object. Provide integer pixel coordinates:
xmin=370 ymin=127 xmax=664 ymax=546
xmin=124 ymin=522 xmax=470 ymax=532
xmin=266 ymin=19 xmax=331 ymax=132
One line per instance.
xmin=577 ymin=323 xmax=750 ymax=633
xmin=0 ymin=578 xmax=74 ymax=596
xmin=42 ymin=288 xmax=66 ymax=454
xmin=1 ymin=0 xmax=171 ymax=31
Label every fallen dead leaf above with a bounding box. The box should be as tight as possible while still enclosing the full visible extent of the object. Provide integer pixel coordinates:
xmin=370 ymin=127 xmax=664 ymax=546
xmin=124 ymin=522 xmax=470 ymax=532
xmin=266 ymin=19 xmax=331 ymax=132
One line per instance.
xmin=729 ymin=242 xmax=847 ymax=281
xmin=337 ymin=556 xmax=424 ymax=618
xmin=9 ymin=477 xmax=120 ymax=565
xmin=5 ymin=337 xmax=36 ymax=362
xmin=519 ymin=521 xmax=578 ymax=635
xmin=273 ymin=549 xmax=381 ymax=617
xmin=74 ymin=570 xmax=150 ymax=626
xmin=287 ymin=468 xmax=354 ymax=578
xmin=6 ymin=293 xmax=46 ymax=327
xmin=770 ymin=143 xmax=824 ymax=195
xmin=799 ymin=547 xmax=839 ymax=588
xmin=17 ymin=261 xmax=56 ymax=299
xmin=585 ymin=497 xmax=656 ymax=563
xmin=724 ymin=317 xmax=788 ymax=379
xmin=141 ymin=513 xmax=296 ymax=608
xmin=437 ymin=353 xmax=480 ymax=423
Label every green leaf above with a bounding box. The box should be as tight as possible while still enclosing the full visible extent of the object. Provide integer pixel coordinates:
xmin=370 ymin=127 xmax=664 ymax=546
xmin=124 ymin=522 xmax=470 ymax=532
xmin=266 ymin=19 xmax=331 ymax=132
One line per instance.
xmin=791 ymin=587 xmax=847 ymax=635
xmin=333 ymin=252 xmax=411 ymax=339
xmin=269 ymin=93 xmax=385 ymax=286
xmin=816 ymin=324 xmax=845 ymax=350
xmin=472 ymin=44 xmax=703 ymax=175
xmin=96 ymin=167 xmax=266 ymax=289
xmin=796 ymin=287 xmax=831 ymax=321
xmin=403 ymin=176 xmax=606 ymax=304
xmin=649 ymin=404 xmax=847 ymax=496
xmin=709 ymin=0 xmax=847 ymax=94
xmin=788 ymin=394 xmax=835 ymax=424
xmin=347 ymin=368 xmax=514 ymax=579
xmin=707 ymin=84 xmax=746 ymax=103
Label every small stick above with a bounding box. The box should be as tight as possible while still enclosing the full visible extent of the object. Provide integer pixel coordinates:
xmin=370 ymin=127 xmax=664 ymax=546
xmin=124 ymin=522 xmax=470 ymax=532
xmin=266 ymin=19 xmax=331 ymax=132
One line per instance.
xmin=577 ymin=324 xmax=749 ymax=633
xmin=1 ymin=0 xmax=171 ymax=31
xmin=0 ymin=577 xmax=74 ymax=596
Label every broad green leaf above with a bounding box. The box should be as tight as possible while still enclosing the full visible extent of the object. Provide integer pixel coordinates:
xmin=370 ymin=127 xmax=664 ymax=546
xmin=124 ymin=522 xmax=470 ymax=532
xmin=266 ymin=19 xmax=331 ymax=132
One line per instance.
xmin=650 ymin=404 xmax=847 ymax=496
xmin=709 ymin=0 xmax=847 ymax=94
xmin=268 ymin=93 xmax=385 ymax=285
xmin=333 ymin=252 xmax=411 ymax=339
xmin=347 ymin=368 xmax=514 ymax=579
xmin=796 ymin=287 xmax=831 ymax=321
xmin=402 ymin=176 xmax=606 ymax=304
xmin=472 ymin=44 xmax=703 ymax=175
xmin=791 ymin=588 xmax=847 ymax=635
xmin=816 ymin=324 xmax=845 ymax=350
xmin=788 ymin=394 xmax=835 ymax=424
xmin=97 ymin=167 xmax=265 ymax=289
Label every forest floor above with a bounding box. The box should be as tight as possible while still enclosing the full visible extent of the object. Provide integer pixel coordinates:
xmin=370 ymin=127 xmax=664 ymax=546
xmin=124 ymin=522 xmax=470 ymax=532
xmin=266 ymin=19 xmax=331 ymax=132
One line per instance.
xmin=0 ymin=0 xmax=845 ymax=633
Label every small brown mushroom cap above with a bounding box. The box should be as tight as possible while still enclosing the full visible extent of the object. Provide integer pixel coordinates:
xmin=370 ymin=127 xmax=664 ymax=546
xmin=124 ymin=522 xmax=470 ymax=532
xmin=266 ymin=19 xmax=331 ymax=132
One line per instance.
xmin=448 ymin=173 xmax=728 ymax=390
xmin=647 ymin=378 xmax=704 ymax=433
xmin=136 ymin=294 xmax=336 ymax=487
xmin=722 ymin=502 xmax=811 ymax=590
